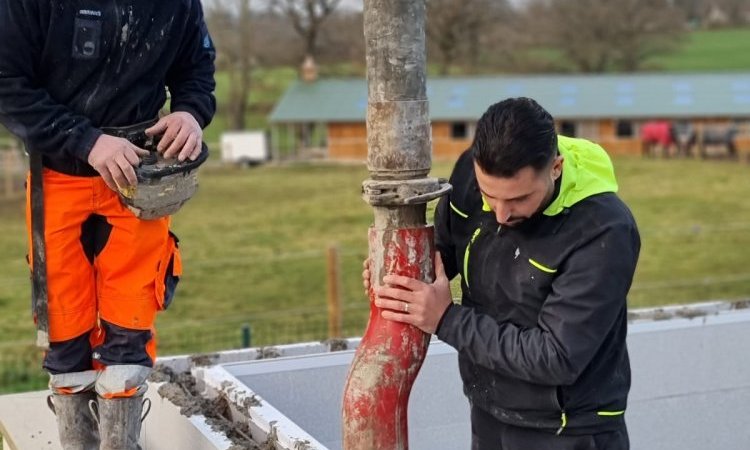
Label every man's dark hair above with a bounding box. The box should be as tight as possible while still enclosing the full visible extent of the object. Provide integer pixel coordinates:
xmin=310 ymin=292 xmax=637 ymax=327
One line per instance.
xmin=471 ymin=97 xmax=558 ymax=177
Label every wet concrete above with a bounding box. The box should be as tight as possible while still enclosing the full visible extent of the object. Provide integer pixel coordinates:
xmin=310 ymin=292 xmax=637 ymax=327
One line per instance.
xmin=255 ymin=347 xmax=281 ymax=360
xmin=150 ymin=364 xmax=263 ymax=449
xmin=190 ymin=353 xmax=221 ymax=367
xmin=627 ymin=299 xmax=749 ymax=322
xmin=322 ymin=338 xmax=349 ymax=352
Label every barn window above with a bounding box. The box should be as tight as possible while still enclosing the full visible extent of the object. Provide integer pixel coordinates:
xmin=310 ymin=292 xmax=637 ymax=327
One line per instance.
xmin=616 ymin=120 xmax=634 ymax=138
xmin=559 ymin=121 xmax=577 ymax=137
xmin=451 ymin=122 xmax=469 ymax=139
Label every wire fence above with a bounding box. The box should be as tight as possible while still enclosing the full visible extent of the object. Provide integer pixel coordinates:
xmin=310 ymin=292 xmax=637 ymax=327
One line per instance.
xmin=2 ymin=210 xmax=750 ymax=394
xmin=0 ymin=142 xmax=26 ymax=199
xmin=0 ymin=304 xmax=371 ymax=394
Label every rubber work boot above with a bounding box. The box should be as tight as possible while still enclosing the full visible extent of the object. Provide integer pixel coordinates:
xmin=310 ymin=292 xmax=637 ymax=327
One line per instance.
xmin=89 ymin=395 xmax=151 ymax=450
xmin=47 ymin=391 xmax=100 ymax=450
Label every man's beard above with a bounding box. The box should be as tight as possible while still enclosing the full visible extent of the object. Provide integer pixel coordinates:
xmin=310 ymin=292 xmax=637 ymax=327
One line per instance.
xmin=504 ymin=179 xmax=556 ymax=228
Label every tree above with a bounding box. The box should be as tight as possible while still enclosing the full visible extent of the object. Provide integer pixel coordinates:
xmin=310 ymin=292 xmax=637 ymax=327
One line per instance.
xmin=527 ymin=0 xmax=685 ymax=73
xmin=671 ymin=0 xmax=707 ymax=25
xmin=249 ymin=9 xmax=304 ymax=67
xmin=273 ymin=0 xmax=342 ymax=59
xmin=711 ymin=0 xmax=750 ymax=27
xmin=671 ymin=0 xmax=749 ymax=27
xmin=425 ymin=0 xmax=513 ymax=75
xmin=206 ymin=0 xmax=255 ymax=130
xmin=613 ymin=0 xmax=686 ymax=71
xmin=316 ymin=10 xmax=365 ymax=69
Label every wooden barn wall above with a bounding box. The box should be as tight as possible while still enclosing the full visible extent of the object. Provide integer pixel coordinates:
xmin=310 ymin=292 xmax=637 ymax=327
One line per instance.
xmin=326 ymin=119 xmax=750 ymax=161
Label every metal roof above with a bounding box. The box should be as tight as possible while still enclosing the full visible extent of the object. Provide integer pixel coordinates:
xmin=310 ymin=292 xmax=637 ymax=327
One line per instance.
xmin=269 ymin=73 xmax=750 ymax=123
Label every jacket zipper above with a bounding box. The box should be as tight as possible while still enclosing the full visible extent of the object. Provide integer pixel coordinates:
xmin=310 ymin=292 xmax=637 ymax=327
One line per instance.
xmin=463 ymin=227 xmax=482 ymax=287
xmin=556 ymin=410 xmax=567 ymax=435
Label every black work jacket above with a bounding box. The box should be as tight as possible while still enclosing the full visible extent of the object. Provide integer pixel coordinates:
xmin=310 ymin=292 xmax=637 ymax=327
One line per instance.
xmin=435 ymin=137 xmax=640 ymax=435
xmin=0 ymin=0 xmax=216 ymax=176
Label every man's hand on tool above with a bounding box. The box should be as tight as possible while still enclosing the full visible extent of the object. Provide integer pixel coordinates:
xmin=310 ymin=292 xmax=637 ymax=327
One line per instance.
xmin=363 ymin=253 xmax=453 ymax=334
xmin=146 ymin=111 xmax=203 ymax=162
xmin=88 ymin=134 xmax=150 ymax=191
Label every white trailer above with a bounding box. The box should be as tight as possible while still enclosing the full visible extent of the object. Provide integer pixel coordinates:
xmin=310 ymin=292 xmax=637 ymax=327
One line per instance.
xmin=220 ymin=131 xmax=269 ymax=165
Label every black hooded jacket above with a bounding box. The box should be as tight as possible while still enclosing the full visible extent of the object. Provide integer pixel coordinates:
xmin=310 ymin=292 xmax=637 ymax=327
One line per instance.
xmin=434 ymin=137 xmax=640 ymax=435
xmin=0 ymin=0 xmax=216 ymax=176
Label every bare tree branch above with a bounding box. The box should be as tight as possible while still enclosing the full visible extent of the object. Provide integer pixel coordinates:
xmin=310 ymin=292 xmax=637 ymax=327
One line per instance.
xmin=526 ymin=0 xmax=685 ymax=73
xmin=206 ymin=0 xmax=255 ymax=129
xmin=425 ymin=0 xmax=513 ymax=75
xmin=273 ymin=0 xmax=342 ymax=58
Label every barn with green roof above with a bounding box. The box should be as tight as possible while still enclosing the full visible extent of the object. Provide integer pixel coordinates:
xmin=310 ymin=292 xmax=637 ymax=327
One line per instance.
xmin=269 ymin=72 xmax=750 ymax=159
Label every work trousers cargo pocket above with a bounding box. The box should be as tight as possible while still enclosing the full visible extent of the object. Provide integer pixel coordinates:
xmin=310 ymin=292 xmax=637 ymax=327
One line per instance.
xmin=155 ymin=231 xmax=182 ymax=310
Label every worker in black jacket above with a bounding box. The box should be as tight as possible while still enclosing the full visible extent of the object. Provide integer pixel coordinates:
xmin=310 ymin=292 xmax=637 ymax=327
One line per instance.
xmin=0 ymin=1 xmax=215 ymax=448
xmin=371 ymin=97 xmax=640 ymax=449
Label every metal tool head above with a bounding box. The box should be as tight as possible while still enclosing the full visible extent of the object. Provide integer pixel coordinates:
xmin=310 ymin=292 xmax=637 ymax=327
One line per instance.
xmin=118 ymin=142 xmax=209 ymax=220
xmin=101 ymin=120 xmax=209 ymax=219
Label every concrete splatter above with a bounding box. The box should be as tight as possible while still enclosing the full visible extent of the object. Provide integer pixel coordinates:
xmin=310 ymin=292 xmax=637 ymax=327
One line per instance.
xmin=255 ymin=347 xmax=281 ymax=360
xmin=322 ymin=338 xmax=349 ymax=352
xmin=154 ymin=367 xmax=262 ymax=449
xmin=190 ymin=353 xmax=220 ymax=367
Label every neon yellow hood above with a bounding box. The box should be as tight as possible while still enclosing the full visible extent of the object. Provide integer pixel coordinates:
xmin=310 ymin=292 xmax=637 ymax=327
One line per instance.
xmin=543 ymin=135 xmax=618 ymax=216
xmin=480 ymin=135 xmax=618 ymax=216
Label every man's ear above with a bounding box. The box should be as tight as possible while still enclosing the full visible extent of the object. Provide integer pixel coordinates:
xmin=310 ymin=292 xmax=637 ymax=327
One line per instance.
xmin=551 ymin=155 xmax=564 ymax=181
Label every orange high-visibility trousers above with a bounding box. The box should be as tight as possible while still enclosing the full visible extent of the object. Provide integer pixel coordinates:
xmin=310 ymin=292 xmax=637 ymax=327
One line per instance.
xmin=26 ymin=169 xmax=181 ymax=389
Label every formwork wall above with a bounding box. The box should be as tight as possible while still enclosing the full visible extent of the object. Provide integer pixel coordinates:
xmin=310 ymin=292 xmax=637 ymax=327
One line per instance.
xmin=3 ymin=306 xmax=750 ymax=449
xmin=223 ymin=307 xmax=750 ymax=450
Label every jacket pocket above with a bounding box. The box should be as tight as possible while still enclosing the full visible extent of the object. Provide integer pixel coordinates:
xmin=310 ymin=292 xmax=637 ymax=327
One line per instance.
xmin=155 ymin=231 xmax=182 ymax=310
xmin=517 ymin=257 xmax=557 ymax=310
xmin=449 ymin=201 xmax=470 ymax=219
xmin=72 ymin=17 xmax=102 ymax=59
xmin=463 ymin=360 xmax=562 ymax=413
xmin=495 ymin=377 xmax=561 ymax=412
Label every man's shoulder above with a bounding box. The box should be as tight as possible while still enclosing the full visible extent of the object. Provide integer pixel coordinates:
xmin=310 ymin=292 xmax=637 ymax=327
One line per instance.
xmin=446 ymin=150 xmax=482 ymax=219
xmin=449 ymin=149 xmax=474 ymax=181
xmin=568 ymin=192 xmax=637 ymax=232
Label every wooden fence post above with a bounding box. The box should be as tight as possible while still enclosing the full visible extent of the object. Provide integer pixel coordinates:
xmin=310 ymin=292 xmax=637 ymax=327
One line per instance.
xmin=326 ymin=244 xmax=342 ymax=339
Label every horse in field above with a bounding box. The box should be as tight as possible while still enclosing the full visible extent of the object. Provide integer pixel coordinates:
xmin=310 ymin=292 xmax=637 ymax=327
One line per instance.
xmin=641 ymin=120 xmax=674 ymax=158
xmin=641 ymin=120 xmax=738 ymax=159
xmin=695 ymin=124 xmax=738 ymax=159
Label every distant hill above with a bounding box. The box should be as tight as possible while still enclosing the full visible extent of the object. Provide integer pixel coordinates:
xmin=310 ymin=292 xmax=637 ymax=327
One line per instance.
xmin=651 ymin=28 xmax=750 ymax=71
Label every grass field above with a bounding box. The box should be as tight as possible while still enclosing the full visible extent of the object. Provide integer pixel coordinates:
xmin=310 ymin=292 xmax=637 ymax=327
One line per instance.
xmin=1 ymin=156 xmax=749 ymax=348
xmin=539 ymin=27 xmax=750 ymax=73
xmin=651 ymin=28 xmax=750 ymax=72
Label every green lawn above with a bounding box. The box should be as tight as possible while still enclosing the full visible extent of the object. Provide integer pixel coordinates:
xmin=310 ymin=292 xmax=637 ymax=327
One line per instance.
xmin=616 ymin=157 xmax=750 ymax=305
xmin=513 ymin=27 xmax=750 ymax=73
xmin=651 ymin=28 xmax=750 ymax=72
xmin=2 ymin=156 xmax=750 ymax=393
xmin=1 ymin=157 xmax=749 ymax=346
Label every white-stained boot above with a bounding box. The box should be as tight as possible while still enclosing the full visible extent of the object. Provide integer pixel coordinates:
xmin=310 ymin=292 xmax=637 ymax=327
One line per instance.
xmin=47 ymin=391 xmax=100 ymax=450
